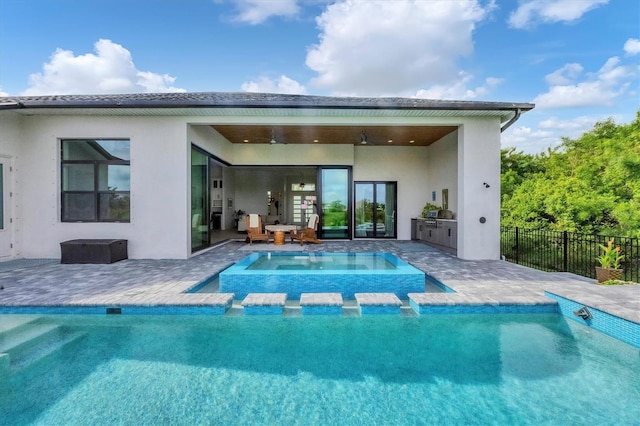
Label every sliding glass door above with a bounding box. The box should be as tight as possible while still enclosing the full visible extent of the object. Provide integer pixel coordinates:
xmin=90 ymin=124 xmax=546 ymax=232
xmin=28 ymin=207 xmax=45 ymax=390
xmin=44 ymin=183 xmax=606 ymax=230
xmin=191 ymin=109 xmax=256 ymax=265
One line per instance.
xmin=191 ymin=146 xmax=210 ymax=252
xmin=318 ymin=167 xmax=351 ymax=239
xmin=354 ymin=182 xmax=396 ymax=238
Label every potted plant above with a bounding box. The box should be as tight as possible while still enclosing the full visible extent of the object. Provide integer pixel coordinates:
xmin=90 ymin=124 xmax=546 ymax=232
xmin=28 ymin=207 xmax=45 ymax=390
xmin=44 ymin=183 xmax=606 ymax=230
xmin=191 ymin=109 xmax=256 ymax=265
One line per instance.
xmin=595 ymin=238 xmax=624 ymax=283
xmin=421 ymin=203 xmax=441 ymax=218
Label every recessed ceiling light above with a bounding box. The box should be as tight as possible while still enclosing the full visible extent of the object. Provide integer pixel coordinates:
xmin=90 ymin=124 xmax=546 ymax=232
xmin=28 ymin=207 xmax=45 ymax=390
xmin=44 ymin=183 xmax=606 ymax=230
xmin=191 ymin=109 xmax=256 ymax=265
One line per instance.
xmin=313 ymin=139 xmax=319 ymax=143
xmin=243 ymin=139 xmax=249 ymax=143
xmin=388 ymin=139 xmax=393 ymax=143
xmin=409 ymin=140 xmax=415 ymax=144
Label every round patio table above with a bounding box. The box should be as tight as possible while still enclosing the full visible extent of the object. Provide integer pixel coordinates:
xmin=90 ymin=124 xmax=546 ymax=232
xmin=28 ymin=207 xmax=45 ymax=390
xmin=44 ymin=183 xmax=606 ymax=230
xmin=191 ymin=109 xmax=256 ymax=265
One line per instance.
xmin=265 ymin=224 xmax=299 ymax=246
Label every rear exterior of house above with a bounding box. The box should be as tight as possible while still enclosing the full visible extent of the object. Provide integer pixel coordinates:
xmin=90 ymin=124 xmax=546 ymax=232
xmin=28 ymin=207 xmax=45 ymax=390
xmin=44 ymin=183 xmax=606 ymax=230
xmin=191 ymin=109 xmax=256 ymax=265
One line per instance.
xmin=0 ymin=92 xmax=533 ymax=261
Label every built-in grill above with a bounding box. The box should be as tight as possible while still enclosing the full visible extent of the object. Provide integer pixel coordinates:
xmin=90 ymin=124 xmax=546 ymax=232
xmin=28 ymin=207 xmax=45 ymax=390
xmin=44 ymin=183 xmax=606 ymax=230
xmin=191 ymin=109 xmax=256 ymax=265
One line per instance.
xmin=424 ymin=209 xmax=452 ymax=227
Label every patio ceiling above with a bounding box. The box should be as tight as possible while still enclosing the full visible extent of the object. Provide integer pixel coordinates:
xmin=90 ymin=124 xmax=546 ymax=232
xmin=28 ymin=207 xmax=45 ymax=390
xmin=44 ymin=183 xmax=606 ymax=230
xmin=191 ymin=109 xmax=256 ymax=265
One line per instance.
xmin=212 ymin=124 xmax=458 ymax=146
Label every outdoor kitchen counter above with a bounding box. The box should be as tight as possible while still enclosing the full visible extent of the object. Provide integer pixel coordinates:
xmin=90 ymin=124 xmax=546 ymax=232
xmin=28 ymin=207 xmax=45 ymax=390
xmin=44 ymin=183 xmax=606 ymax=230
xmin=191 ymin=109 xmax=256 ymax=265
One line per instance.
xmin=414 ymin=218 xmax=457 ymax=254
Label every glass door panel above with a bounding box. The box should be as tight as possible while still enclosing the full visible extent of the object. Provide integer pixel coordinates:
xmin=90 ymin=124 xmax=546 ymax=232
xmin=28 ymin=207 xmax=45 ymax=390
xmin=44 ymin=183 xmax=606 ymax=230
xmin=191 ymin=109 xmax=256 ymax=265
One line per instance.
xmin=354 ymin=182 xmax=396 ymax=238
xmin=379 ymin=182 xmax=396 ymax=238
xmin=319 ymin=168 xmax=350 ymax=239
xmin=355 ymin=183 xmax=374 ymax=237
xmin=191 ymin=146 xmax=210 ymax=252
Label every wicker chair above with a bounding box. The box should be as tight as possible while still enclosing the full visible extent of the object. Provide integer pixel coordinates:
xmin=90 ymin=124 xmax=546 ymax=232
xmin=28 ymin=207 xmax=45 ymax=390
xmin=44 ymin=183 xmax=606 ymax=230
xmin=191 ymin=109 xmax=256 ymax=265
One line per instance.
xmin=290 ymin=214 xmax=322 ymax=245
xmin=246 ymin=214 xmax=269 ymax=245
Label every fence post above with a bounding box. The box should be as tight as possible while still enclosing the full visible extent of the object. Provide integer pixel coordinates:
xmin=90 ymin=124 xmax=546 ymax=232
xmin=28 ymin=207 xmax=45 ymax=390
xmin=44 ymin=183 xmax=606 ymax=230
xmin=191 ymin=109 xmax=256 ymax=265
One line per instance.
xmin=563 ymin=231 xmax=568 ymax=272
xmin=515 ymin=227 xmax=519 ymax=264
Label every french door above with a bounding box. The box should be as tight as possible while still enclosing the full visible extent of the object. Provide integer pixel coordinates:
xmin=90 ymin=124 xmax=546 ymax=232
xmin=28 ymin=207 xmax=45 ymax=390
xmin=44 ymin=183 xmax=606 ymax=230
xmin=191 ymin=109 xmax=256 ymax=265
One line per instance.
xmin=354 ymin=182 xmax=396 ymax=238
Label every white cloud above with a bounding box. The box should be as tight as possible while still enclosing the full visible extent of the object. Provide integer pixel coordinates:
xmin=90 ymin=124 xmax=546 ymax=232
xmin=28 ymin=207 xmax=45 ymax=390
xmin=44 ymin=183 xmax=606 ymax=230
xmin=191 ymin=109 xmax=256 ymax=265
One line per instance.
xmin=241 ymin=75 xmax=307 ymax=94
xmin=544 ymin=63 xmax=583 ymax=85
xmin=538 ymin=115 xmax=599 ymax=131
xmin=501 ymin=124 xmax=559 ymax=153
xmin=22 ymin=39 xmax=185 ymax=96
xmin=508 ymin=0 xmax=609 ymax=29
xmin=624 ymin=38 xmax=640 ymax=55
xmin=0 ymin=86 xmax=8 ymax=97
xmin=306 ymin=0 xmax=493 ymax=97
xmin=229 ymin=0 xmax=299 ymax=24
xmin=533 ymin=54 xmax=637 ymax=108
xmin=414 ymin=72 xmax=503 ymax=100
xmin=503 ymin=114 xmax=626 ymax=153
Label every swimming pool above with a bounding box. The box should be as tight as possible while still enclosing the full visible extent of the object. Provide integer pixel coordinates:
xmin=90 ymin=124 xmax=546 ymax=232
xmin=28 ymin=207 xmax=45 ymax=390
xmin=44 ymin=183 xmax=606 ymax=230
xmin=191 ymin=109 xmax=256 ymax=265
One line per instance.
xmin=0 ymin=314 xmax=638 ymax=424
xmin=219 ymin=252 xmax=426 ymax=299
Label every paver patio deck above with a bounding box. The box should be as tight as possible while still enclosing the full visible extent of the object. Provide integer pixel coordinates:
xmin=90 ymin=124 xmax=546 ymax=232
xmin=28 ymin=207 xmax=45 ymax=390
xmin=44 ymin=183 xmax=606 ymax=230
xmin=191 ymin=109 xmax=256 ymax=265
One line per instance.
xmin=0 ymin=240 xmax=637 ymax=324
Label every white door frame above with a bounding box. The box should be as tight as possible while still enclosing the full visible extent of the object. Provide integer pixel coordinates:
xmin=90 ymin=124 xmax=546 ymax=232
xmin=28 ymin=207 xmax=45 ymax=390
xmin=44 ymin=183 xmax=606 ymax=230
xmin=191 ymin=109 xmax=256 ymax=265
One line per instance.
xmin=0 ymin=156 xmax=13 ymax=259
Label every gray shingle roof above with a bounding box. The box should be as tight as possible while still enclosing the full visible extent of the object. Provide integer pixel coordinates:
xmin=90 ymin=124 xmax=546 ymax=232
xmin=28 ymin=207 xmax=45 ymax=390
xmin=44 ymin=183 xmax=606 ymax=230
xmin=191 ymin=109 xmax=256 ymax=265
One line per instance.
xmin=0 ymin=91 xmax=534 ymax=111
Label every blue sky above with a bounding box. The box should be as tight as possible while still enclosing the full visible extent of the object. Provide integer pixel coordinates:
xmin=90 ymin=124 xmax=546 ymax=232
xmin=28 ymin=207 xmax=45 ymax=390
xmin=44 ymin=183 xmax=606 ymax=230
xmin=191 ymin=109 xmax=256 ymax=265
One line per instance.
xmin=0 ymin=0 xmax=638 ymax=153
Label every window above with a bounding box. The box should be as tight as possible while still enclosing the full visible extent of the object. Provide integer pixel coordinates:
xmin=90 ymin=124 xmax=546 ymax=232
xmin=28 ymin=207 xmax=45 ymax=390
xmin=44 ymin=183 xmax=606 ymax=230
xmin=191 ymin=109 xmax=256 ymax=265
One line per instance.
xmin=61 ymin=139 xmax=130 ymax=222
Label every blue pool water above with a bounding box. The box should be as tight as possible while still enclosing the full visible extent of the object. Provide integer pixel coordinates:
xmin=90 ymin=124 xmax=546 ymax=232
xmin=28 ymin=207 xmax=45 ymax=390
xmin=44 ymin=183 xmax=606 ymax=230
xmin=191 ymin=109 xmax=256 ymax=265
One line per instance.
xmin=0 ymin=314 xmax=638 ymax=425
xmin=219 ymin=252 xmax=426 ymax=298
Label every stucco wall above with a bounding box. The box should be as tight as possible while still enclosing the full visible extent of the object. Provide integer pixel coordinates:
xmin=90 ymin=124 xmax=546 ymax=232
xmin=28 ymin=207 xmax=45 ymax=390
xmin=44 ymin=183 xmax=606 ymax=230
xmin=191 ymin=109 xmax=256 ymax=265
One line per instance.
xmin=232 ymin=143 xmax=354 ymax=166
xmin=233 ymin=169 xmax=287 ymax=218
xmin=353 ymin=145 xmax=430 ymax=240
xmin=457 ymin=118 xmax=502 ymax=260
xmin=18 ymin=115 xmax=190 ymax=259
xmin=426 ymin=131 xmax=458 ymax=215
xmin=0 ymin=113 xmax=22 ymax=156
xmin=188 ymin=124 xmax=234 ymax=163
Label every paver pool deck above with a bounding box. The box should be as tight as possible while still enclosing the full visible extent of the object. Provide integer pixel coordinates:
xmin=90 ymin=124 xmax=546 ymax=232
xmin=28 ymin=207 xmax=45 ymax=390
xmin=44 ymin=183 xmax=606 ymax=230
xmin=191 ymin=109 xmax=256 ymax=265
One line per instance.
xmin=0 ymin=240 xmax=638 ymax=324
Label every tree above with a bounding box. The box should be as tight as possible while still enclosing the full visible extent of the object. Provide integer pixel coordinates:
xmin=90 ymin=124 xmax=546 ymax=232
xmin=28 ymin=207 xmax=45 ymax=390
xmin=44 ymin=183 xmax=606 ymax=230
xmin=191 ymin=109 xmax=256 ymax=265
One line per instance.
xmin=501 ymin=111 xmax=640 ymax=237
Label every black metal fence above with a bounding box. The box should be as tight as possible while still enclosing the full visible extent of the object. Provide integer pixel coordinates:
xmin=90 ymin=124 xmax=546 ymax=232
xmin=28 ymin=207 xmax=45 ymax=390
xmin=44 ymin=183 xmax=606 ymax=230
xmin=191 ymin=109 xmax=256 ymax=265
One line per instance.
xmin=500 ymin=227 xmax=639 ymax=283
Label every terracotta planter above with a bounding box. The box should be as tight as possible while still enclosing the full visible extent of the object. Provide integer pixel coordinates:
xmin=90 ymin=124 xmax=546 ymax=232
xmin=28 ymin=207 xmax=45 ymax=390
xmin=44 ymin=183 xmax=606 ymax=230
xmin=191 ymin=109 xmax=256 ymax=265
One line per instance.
xmin=595 ymin=267 xmax=623 ymax=283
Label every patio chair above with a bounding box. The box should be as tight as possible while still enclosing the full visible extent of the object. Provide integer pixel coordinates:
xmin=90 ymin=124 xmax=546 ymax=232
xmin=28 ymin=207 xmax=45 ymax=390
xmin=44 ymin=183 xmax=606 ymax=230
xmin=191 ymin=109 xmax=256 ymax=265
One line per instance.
xmin=246 ymin=214 xmax=269 ymax=245
xmin=290 ymin=213 xmax=322 ymax=245
xmin=191 ymin=213 xmax=208 ymax=235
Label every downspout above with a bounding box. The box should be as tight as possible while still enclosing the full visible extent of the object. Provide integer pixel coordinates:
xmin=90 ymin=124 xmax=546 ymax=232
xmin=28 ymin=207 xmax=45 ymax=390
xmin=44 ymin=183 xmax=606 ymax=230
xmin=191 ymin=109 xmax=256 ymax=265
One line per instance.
xmin=500 ymin=108 xmax=521 ymax=133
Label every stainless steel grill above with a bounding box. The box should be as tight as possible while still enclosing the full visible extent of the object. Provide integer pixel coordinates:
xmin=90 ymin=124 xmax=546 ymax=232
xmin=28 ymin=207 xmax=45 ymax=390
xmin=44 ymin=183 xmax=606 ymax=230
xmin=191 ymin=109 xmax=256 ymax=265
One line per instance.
xmin=423 ymin=209 xmax=453 ymax=227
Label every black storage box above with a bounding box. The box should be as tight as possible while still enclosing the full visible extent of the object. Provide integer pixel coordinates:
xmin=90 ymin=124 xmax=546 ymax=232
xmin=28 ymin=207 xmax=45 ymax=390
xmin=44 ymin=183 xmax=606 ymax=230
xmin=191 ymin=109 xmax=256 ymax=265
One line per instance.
xmin=60 ymin=239 xmax=128 ymax=264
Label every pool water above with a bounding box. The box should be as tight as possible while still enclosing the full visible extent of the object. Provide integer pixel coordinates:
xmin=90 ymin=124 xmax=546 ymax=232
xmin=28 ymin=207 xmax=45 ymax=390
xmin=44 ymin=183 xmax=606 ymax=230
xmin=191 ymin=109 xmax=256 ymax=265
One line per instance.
xmin=246 ymin=252 xmax=397 ymax=270
xmin=219 ymin=252 xmax=426 ymax=298
xmin=1 ymin=314 xmax=638 ymax=425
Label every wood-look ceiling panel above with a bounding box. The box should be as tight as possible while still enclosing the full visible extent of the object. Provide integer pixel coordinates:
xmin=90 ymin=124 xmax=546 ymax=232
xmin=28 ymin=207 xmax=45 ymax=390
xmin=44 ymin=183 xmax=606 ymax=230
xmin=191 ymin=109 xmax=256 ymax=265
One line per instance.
xmin=212 ymin=125 xmax=457 ymax=146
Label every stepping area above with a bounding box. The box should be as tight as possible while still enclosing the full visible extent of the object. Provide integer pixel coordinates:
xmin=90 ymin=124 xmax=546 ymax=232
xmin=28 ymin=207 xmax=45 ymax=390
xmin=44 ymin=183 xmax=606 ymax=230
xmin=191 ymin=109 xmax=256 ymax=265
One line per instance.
xmin=355 ymin=293 xmax=402 ymax=315
xmin=241 ymin=293 xmax=287 ymax=315
xmin=299 ymin=292 xmax=343 ymax=315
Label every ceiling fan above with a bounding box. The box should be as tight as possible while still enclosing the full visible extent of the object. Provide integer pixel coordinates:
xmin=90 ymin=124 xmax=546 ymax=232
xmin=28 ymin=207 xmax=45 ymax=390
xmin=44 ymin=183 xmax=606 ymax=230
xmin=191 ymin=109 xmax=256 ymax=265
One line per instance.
xmin=243 ymin=127 xmax=286 ymax=145
xmin=360 ymin=130 xmax=368 ymax=145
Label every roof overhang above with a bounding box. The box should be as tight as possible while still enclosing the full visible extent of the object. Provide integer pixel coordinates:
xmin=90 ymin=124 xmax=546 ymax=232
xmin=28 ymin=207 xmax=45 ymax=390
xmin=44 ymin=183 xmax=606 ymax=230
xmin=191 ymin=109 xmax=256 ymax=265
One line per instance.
xmin=0 ymin=92 xmax=534 ymax=146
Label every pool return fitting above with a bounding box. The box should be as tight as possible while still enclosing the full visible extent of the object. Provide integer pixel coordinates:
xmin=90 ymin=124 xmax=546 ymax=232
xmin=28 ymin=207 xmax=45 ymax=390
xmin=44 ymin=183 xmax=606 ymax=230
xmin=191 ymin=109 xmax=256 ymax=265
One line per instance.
xmin=573 ymin=306 xmax=593 ymax=320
